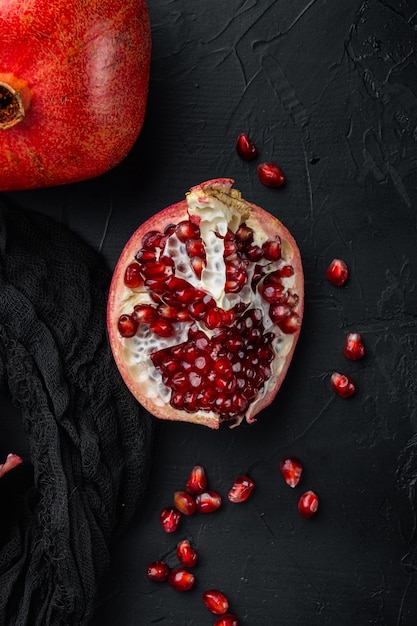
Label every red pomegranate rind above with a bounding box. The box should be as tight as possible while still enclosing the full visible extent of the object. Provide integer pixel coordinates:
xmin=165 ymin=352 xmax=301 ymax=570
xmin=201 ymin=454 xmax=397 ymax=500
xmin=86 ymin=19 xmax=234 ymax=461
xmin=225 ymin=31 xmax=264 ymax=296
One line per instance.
xmin=107 ymin=178 xmax=304 ymax=429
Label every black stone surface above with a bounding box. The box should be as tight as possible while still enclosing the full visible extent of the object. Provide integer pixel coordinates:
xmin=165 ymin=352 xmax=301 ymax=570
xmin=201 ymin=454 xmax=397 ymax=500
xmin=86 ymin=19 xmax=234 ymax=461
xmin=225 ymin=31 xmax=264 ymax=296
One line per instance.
xmin=3 ymin=0 xmax=417 ymax=624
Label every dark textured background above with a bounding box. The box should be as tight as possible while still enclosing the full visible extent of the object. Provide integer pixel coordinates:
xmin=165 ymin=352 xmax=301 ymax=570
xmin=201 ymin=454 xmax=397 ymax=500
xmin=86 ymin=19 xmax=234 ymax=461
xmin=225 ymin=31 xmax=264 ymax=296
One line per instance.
xmin=3 ymin=0 xmax=417 ymax=624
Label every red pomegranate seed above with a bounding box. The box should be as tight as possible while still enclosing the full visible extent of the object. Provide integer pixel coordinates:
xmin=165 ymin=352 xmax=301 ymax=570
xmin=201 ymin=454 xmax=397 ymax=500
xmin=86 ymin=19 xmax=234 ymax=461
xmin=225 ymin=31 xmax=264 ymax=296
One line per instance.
xmin=330 ymin=372 xmax=355 ymax=398
xmin=124 ymin=262 xmax=143 ymax=288
xmin=146 ymin=560 xmax=170 ymax=582
xmin=0 ymin=453 xmax=23 ymax=478
xmin=160 ymin=506 xmax=181 ymax=533
xmin=204 ymin=307 xmax=224 ymax=329
xmin=228 ymin=475 xmax=255 ymax=503
xmin=186 ymin=238 xmax=206 ymax=258
xmin=344 ymin=332 xmax=365 ymax=360
xmin=133 ymin=303 xmax=158 ymax=323
xmin=257 ymin=161 xmax=285 ymax=188
xmin=190 ymin=256 xmax=205 ymax=278
xmin=149 ymin=318 xmax=174 ymax=338
xmin=236 ymin=133 xmax=258 ymax=160
xmin=202 ymin=589 xmax=229 ymax=615
xmin=174 ymin=491 xmax=196 ymax=516
xmin=262 ymin=239 xmax=281 ymax=261
xmin=326 ymin=258 xmax=348 ymax=286
xmin=141 ymin=230 xmax=164 ymax=249
xmin=195 ymin=490 xmax=222 ymax=513
xmin=117 ymin=314 xmax=138 ymax=338
xmin=279 ymin=457 xmax=303 ymax=488
xmin=176 ymin=220 xmax=200 ymax=242
xmin=214 ymin=614 xmax=239 ymax=626
xmin=186 ymin=465 xmax=207 ymax=495
xmin=298 ymin=490 xmax=319 ymax=518
xmin=278 ymin=312 xmax=302 ymax=334
xmin=176 ymin=539 xmax=198 ymax=568
xmin=168 ymin=567 xmax=195 ymax=591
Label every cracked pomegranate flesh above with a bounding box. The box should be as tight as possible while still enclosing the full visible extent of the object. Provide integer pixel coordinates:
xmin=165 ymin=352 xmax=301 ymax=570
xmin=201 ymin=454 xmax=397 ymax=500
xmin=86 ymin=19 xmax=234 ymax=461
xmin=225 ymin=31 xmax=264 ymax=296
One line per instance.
xmin=107 ymin=178 xmax=304 ymax=428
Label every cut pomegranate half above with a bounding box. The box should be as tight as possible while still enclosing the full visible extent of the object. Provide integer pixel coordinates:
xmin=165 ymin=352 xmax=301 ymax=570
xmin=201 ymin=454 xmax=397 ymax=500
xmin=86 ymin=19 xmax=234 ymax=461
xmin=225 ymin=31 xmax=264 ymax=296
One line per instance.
xmin=107 ymin=178 xmax=304 ymax=428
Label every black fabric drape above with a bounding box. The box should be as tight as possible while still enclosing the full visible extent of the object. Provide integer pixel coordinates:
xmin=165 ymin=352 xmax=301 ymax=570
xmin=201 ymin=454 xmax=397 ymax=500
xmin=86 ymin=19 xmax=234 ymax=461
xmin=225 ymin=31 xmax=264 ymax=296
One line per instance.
xmin=0 ymin=203 xmax=153 ymax=625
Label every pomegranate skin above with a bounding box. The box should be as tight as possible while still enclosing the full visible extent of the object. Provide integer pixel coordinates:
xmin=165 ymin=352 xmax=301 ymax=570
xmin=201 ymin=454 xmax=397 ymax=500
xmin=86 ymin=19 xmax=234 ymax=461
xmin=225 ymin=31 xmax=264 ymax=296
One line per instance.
xmin=0 ymin=0 xmax=150 ymax=191
xmin=107 ymin=178 xmax=304 ymax=429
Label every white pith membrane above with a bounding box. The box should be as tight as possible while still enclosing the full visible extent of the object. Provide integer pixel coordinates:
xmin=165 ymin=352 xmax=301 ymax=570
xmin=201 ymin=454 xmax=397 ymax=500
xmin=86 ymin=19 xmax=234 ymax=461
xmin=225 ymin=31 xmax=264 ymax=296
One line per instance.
xmin=118 ymin=185 xmax=299 ymax=427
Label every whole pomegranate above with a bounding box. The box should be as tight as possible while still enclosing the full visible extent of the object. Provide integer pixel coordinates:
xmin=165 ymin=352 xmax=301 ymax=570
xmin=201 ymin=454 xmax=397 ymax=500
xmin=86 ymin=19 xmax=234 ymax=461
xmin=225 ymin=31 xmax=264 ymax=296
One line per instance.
xmin=107 ymin=179 xmax=304 ymax=429
xmin=0 ymin=0 xmax=150 ymax=191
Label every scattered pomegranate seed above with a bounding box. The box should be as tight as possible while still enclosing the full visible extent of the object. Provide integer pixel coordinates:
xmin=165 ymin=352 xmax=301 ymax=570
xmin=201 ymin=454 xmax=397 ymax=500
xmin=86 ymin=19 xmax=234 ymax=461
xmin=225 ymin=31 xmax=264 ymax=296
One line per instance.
xmin=214 ymin=614 xmax=239 ymax=626
xmin=228 ymin=476 xmax=255 ymax=503
xmin=326 ymin=258 xmax=348 ymax=286
xmin=146 ymin=560 xmax=170 ymax=582
xmin=236 ymin=132 xmax=258 ymax=160
xmin=344 ymin=332 xmax=365 ymax=360
xmin=168 ymin=567 xmax=195 ymax=592
xmin=195 ymin=490 xmax=222 ymax=513
xmin=186 ymin=465 xmax=207 ymax=495
xmin=160 ymin=506 xmax=181 ymax=533
xmin=298 ymin=490 xmax=319 ymax=519
xmin=257 ymin=161 xmax=285 ymax=188
xmin=330 ymin=372 xmax=355 ymax=398
xmin=176 ymin=539 xmax=198 ymax=568
xmin=173 ymin=490 xmax=196 ymax=516
xmin=0 ymin=453 xmax=23 ymax=478
xmin=279 ymin=457 xmax=303 ymax=488
xmin=202 ymin=589 xmax=229 ymax=615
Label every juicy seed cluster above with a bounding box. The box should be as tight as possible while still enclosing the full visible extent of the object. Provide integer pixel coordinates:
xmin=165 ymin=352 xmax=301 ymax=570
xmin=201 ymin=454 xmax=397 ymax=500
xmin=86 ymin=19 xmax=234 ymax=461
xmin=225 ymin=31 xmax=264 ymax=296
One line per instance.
xmin=151 ymin=312 xmax=275 ymax=418
xmin=118 ymin=218 xmax=301 ymax=421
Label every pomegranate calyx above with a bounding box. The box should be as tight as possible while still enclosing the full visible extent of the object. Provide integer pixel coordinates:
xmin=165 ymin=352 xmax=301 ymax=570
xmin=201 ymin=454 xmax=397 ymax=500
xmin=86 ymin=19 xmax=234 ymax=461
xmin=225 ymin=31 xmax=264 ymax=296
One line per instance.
xmin=0 ymin=81 xmax=26 ymax=129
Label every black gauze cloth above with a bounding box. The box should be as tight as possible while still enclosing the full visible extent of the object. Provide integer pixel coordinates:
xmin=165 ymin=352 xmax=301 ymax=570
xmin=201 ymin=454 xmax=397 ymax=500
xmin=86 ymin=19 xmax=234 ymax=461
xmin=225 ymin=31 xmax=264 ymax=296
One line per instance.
xmin=0 ymin=202 xmax=154 ymax=625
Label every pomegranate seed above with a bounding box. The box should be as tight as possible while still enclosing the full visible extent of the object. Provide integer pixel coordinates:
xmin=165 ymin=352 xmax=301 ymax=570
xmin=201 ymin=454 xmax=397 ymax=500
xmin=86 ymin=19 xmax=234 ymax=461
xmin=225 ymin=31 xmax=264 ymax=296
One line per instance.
xmin=124 ymin=262 xmax=143 ymax=288
xmin=176 ymin=539 xmax=198 ymax=568
xmin=262 ymin=239 xmax=281 ymax=261
xmin=236 ymin=132 xmax=258 ymax=160
xmin=133 ymin=303 xmax=158 ymax=324
xmin=168 ymin=567 xmax=195 ymax=592
xmin=195 ymin=490 xmax=222 ymax=513
xmin=202 ymin=589 xmax=229 ymax=615
xmin=204 ymin=307 xmax=223 ymax=329
xmin=298 ymin=490 xmax=319 ymax=519
xmin=278 ymin=312 xmax=302 ymax=334
xmin=141 ymin=260 xmax=170 ymax=279
xmin=0 ymin=453 xmax=23 ymax=478
xmin=214 ymin=614 xmax=239 ymax=626
xmin=173 ymin=491 xmax=196 ymax=516
xmin=344 ymin=332 xmax=365 ymax=360
xmin=245 ymin=244 xmax=264 ymax=261
xmin=186 ymin=238 xmax=206 ymax=258
xmin=160 ymin=506 xmax=181 ymax=533
xmin=176 ymin=220 xmax=200 ymax=242
xmin=330 ymin=372 xmax=355 ymax=398
xmin=117 ymin=314 xmax=138 ymax=338
xmin=235 ymin=222 xmax=254 ymax=245
xmin=186 ymin=465 xmax=207 ymax=495
xmin=279 ymin=457 xmax=303 ymax=488
xmin=257 ymin=161 xmax=285 ymax=188
xmin=135 ymin=248 xmax=157 ymax=263
xmin=326 ymin=258 xmax=348 ymax=286
xmin=149 ymin=318 xmax=174 ymax=338
xmin=260 ymin=283 xmax=285 ymax=304
xmin=269 ymin=304 xmax=291 ymax=324
xmin=228 ymin=475 xmax=255 ymax=503
xmin=146 ymin=560 xmax=170 ymax=582
xmin=141 ymin=229 xmax=164 ymax=249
